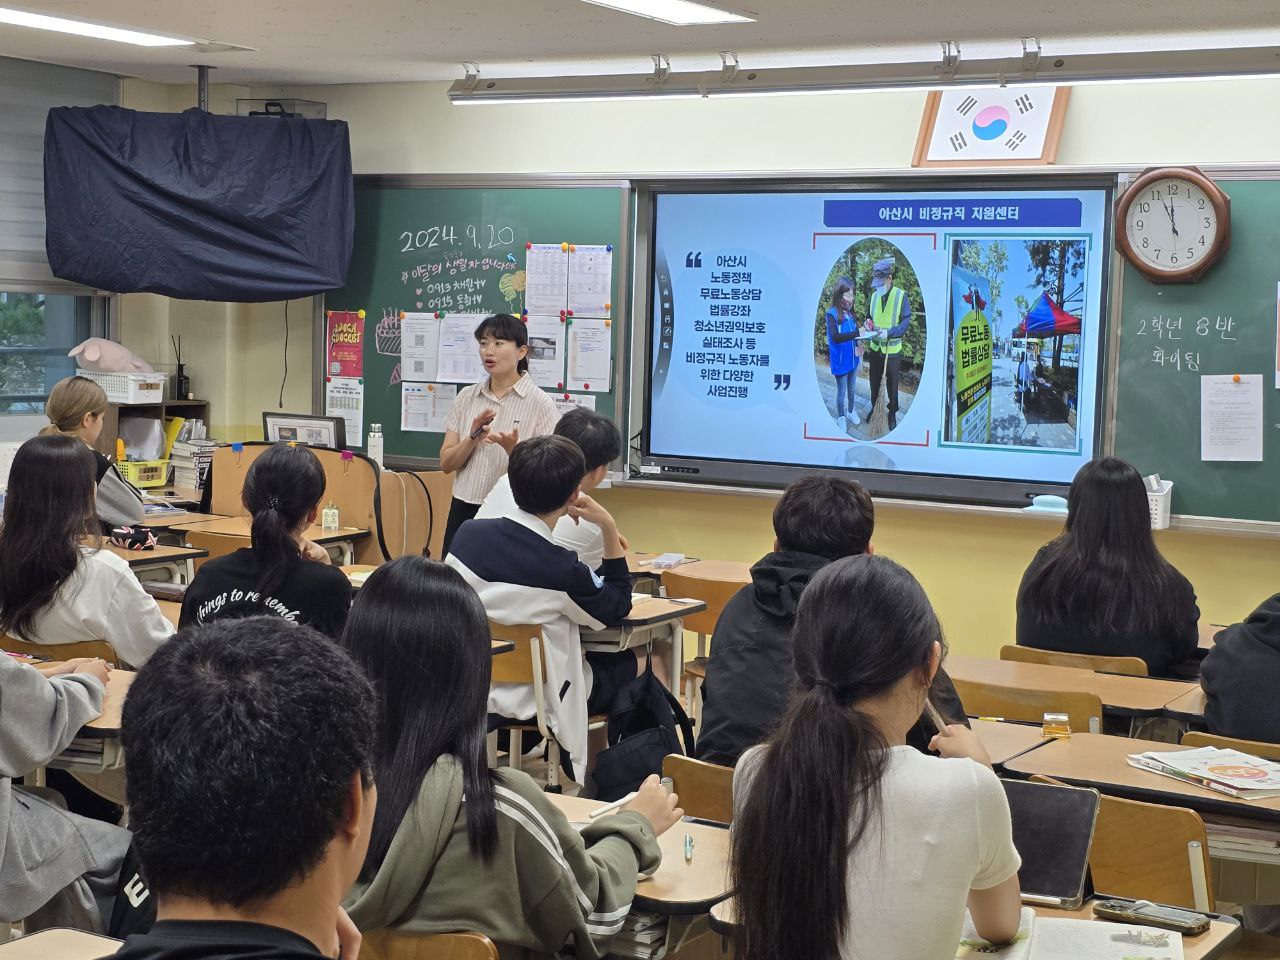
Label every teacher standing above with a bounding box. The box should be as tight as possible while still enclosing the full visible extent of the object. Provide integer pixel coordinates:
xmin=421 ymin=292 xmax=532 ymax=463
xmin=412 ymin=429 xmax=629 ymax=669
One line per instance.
xmin=438 ymin=313 xmax=557 ymax=556
xmin=863 ymin=257 xmax=912 ymax=431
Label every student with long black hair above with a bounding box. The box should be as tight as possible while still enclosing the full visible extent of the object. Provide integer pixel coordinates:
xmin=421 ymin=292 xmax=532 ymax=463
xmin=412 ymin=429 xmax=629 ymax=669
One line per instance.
xmin=0 ymin=434 xmax=171 ymax=667
xmin=1016 ymin=457 xmax=1199 ymax=676
xmin=438 ymin=313 xmax=557 ymax=556
xmin=731 ymin=555 xmax=1021 ymax=960
xmin=180 ymin=443 xmax=352 ymax=638
xmin=341 ymin=556 xmax=681 ymax=958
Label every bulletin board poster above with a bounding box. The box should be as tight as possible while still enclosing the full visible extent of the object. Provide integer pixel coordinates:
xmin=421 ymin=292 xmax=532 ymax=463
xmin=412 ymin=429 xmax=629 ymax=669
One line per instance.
xmin=327 ymin=310 xmax=366 ymax=378
xmin=647 ymin=188 xmax=1109 ymax=485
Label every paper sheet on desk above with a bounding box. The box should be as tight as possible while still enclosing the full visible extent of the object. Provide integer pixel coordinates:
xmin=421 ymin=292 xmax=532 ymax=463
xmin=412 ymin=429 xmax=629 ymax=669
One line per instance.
xmin=1028 ymin=917 xmax=1182 ymax=960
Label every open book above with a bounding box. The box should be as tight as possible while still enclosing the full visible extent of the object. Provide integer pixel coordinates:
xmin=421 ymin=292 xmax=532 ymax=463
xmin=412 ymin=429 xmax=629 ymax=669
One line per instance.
xmin=956 ymin=911 xmax=1185 ymax=960
xmin=1128 ymin=746 xmax=1280 ymax=799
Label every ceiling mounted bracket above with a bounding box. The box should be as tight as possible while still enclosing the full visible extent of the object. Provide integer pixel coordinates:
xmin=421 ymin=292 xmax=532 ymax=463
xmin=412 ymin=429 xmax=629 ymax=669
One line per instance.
xmin=1021 ymin=37 xmax=1042 ymax=77
xmin=460 ymin=62 xmax=480 ymax=92
xmin=720 ymin=51 xmax=740 ymax=84
xmin=939 ymin=41 xmax=961 ymax=80
xmin=651 ymin=53 xmax=671 ymax=87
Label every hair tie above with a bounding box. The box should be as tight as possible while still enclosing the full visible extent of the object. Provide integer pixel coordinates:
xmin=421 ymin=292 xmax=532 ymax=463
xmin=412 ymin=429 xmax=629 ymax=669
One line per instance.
xmin=811 ymin=678 xmax=839 ymax=693
xmin=267 ymin=496 xmax=281 ymax=509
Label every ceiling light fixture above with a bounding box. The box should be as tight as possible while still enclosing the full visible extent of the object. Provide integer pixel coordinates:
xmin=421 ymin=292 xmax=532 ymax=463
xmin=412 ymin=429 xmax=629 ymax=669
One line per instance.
xmin=578 ymin=0 xmax=754 ymax=26
xmin=0 ymin=6 xmax=193 ymax=46
xmin=449 ymin=43 xmax=1280 ymax=104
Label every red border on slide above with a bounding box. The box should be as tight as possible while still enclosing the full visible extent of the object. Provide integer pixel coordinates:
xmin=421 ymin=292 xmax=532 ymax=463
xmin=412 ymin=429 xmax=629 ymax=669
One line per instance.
xmin=803 ymin=423 xmax=932 ymax=448
xmin=812 ymin=231 xmax=939 ymax=250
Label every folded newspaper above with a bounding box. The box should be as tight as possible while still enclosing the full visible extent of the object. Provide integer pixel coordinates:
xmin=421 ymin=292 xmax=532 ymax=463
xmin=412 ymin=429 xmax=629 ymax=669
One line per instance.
xmin=1127 ymin=746 xmax=1280 ymax=799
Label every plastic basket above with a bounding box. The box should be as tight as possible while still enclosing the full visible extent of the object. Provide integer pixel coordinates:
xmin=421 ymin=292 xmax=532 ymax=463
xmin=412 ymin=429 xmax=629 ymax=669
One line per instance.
xmin=117 ymin=459 xmax=170 ymax=489
xmin=77 ymin=369 xmax=168 ymax=405
xmin=1147 ymin=480 xmax=1173 ymax=530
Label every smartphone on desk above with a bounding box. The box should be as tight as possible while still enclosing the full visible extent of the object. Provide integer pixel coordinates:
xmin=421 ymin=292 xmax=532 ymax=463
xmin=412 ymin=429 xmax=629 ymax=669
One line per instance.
xmin=1093 ymin=899 xmax=1210 ymax=935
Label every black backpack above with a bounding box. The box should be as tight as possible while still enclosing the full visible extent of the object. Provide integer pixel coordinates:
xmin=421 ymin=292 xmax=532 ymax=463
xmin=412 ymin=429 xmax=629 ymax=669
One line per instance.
xmin=591 ymin=659 xmax=695 ymax=802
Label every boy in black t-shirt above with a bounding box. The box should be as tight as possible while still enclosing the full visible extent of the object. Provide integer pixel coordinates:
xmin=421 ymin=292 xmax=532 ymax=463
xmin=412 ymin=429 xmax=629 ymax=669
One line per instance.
xmin=114 ymin=618 xmax=377 ymax=960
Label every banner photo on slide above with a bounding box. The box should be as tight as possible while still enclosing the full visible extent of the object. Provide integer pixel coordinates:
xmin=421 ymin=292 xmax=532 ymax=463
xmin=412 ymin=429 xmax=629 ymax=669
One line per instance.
xmin=645 ymin=187 xmax=1107 ymax=488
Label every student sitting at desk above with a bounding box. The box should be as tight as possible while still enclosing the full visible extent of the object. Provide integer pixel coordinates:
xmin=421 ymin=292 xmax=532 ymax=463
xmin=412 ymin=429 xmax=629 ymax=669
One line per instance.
xmin=0 ymin=435 xmax=172 ymax=667
xmin=0 ymin=652 xmax=132 ymax=932
xmin=438 ymin=313 xmax=558 ymax=557
xmin=1202 ymin=597 xmax=1280 ymax=743
xmin=342 ymin=556 xmax=680 ymax=957
xmin=41 ymin=375 xmax=145 ymax=531
xmin=477 ymin=406 xmax=624 ymax=570
xmin=116 ymin=617 xmax=376 ymax=960
xmin=447 ymin=435 xmax=644 ymax=783
xmin=179 ymin=443 xmax=352 ymax=638
xmin=697 ymin=476 xmax=966 ymax=767
xmin=1016 ymin=457 xmax=1199 ymax=677
xmin=732 ymin=555 xmax=1022 ymax=960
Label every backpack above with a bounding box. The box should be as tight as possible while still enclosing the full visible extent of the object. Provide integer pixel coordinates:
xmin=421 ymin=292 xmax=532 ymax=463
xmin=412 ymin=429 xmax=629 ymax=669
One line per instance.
xmin=591 ymin=659 xmax=695 ymax=802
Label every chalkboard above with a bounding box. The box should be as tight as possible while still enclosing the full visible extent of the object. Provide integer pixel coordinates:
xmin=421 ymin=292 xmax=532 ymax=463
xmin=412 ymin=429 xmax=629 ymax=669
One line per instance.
xmin=323 ymin=180 xmax=629 ymax=463
xmin=1113 ymin=178 xmax=1280 ymax=522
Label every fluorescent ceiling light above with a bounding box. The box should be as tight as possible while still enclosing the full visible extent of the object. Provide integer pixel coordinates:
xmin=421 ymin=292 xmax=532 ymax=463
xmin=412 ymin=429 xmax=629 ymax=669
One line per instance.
xmin=578 ymin=0 xmax=753 ymax=26
xmin=0 ymin=6 xmax=192 ymax=46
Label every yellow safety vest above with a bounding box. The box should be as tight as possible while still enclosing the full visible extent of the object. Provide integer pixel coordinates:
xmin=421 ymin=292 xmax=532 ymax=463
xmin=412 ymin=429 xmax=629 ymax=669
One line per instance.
xmin=868 ymin=286 xmax=906 ymax=355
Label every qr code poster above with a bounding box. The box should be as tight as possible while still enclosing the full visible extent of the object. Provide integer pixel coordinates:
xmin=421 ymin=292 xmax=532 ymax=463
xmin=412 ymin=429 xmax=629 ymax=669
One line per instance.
xmin=913 ymin=87 xmax=1070 ymax=167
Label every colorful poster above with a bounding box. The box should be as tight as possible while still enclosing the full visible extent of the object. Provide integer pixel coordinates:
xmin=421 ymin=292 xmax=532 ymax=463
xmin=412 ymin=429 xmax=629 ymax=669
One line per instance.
xmin=948 ymin=266 xmax=994 ymax=445
xmin=326 ymin=310 xmax=366 ymax=378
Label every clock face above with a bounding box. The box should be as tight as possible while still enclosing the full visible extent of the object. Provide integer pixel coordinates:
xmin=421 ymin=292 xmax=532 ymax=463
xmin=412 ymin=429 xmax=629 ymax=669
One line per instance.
xmin=1123 ymin=176 xmax=1220 ymax=273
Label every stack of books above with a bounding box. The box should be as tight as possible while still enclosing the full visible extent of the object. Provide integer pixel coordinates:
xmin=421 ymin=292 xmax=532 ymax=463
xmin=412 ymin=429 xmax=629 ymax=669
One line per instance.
xmin=605 ymin=912 xmax=668 ymax=959
xmin=171 ymin=438 xmax=218 ymax=490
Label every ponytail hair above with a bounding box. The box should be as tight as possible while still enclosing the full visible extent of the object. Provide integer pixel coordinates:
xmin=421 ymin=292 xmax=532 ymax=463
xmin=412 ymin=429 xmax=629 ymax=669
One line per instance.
xmin=730 ymin=554 xmax=943 ymax=960
xmin=40 ymin=375 xmax=108 ymax=437
xmin=242 ymin=444 xmax=327 ymax=595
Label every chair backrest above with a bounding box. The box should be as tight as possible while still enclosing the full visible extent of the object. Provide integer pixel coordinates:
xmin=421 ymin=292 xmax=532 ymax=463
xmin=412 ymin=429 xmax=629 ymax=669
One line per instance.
xmin=1182 ymin=730 xmax=1280 ymax=762
xmin=182 ymin=530 xmax=247 ymax=573
xmin=3 ymin=636 xmax=121 ymax=667
xmin=361 ymin=930 xmax=499 ymax=960
xmin=953 ymin=678 xmax=1103 ymax=733
xmin=660 ymin=570 xmax=748 ymax=637
xmin=1000 ymin=644 xmax=1148 ymax=677
xmin=661 ymin=754 xmax=734 ymax=823
xmin=413 ymin=470 xmax=454 ymax=560
xmin=1031 ymin=774 xmax=1213 ymax=910
xmin=489 ymin=622 xmax=544 ymax=685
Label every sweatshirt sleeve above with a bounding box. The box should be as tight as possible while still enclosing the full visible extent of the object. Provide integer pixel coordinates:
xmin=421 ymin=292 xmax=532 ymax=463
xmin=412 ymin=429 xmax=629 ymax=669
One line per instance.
xmin=519 ymin=792 xmax=662 ymax=960
xmin=96 ymin=465 xmax=145 ymax=527
xmin=0 ymin=658 xmax=103 ymax=777
xmin=563 ymin=556 xmax=633 ymax=630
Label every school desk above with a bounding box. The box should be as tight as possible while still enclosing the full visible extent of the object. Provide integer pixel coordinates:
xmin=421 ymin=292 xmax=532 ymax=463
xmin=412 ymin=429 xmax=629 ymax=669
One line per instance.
xmin=172 ymin=516 xmax=370 ymax=565
xmin=971 ymin=719 xmax=1053 ymax=767
xmin=0 ymin=928 xmax=121 ymax=959
xmin=1005 ymin=732 xmax=1280 ymax=826
xmin=35 ymin=668 xmax=138 ymax=778
xmin=157 ymin=599 xmax=180 ymax=627
xmin=1199 ymin=623 xmax=1224 ymax=651
xmin=141 ymin=508 xmax=226 ymax=531
xmin=581 ymin=597 xmax=708 ymax=684
xmin=101 ymin=542 xmax=207 ymax=584
xmin=1165 ymin=686 xmax=1209 ymax=725
xmin=707 ymin=897 xmax=1242 ymax=959
xmin=341 ymin=563 xmax=377 ymax=589
xmin=547 ymin=793 xmax=731 ymax=915
xmin=946 ymin=655 xmax=1196 ymax=719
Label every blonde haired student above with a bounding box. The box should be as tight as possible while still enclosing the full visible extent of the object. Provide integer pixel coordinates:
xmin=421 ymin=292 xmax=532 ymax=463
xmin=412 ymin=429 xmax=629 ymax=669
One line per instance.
xmin=0 ymin=434 xmax=172 ymax=667
xmin=41 ymin=375 xmax=144 ymax=530
xmin=438 ymin=314 xmax=557 ymax=556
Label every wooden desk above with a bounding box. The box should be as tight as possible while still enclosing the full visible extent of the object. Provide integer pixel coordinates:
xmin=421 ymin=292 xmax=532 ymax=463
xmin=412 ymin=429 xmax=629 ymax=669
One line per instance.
xmin=142 ymin=509 xmax=225 ymax=531
xmin=173 ymin=517 xmax=370 ymax=565
xmin=708 ymin=898 xmax=1241 ymax=959
xmin=946 ymin=654 xmax=1195 ymax=717
xmin=1199 ymin=623 xmax=1224 ymax=651
xmin=0 ymin=928 xmax=121 ymax=959
xmin=101 ymin=542 xmax=207 ymax=584
xmin=341 ymin=564 xmax=378 ymax=589
xmin=971 ymin=719 xmax=1053 ymax=767
xmin=1005 ymin=732 xmax=1280 ymax=824
xmin=582 ymin=598 xmax=707 ymax=683
xmin=675 ymin=560 xmax=751 ymax=582
xmin=78 ymin=669 xmax=135 ymax=738
xmin=548 ymin=793 xmax=730 ymax=915
xmin=1166 ymin=686 xmax=1209 ymax=724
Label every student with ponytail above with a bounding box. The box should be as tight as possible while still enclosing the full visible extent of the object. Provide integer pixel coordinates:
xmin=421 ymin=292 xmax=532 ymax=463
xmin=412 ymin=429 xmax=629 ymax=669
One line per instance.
xmin=41 ymin=375 xmax=144 ymax=530
xmin=731 ymin=555 xmax=1021 ymax=960
xmin=180 ymin=443 xmax=352 ymax=637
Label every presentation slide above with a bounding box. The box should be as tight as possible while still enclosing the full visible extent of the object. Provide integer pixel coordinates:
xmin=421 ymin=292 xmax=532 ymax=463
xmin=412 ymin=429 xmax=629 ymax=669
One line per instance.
xmin=646 ymin=187 xmax=1110 ymax=488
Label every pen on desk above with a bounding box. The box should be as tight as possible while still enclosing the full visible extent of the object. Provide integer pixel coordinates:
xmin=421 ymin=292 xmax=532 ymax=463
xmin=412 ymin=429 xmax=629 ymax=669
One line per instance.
xmin=588 ymin=792 xmax=636 ymax=819
xmin=684 ymin=833 xmax=694 ymax=863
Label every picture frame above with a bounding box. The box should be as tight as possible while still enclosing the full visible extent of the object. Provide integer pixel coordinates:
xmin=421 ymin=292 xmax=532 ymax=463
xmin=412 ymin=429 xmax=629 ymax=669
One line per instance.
xmin=913 ymin=86 xmax=1071 ymax=167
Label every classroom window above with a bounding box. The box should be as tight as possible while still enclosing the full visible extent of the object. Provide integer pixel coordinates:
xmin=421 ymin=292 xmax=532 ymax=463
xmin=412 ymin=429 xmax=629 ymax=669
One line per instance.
xmin=0 ymin=291 xmax=93 ymax=414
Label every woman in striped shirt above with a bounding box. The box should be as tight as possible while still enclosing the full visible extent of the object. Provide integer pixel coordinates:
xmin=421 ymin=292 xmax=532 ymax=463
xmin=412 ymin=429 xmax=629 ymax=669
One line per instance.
xmin=439 ymin=313 xmax=557 ymax=556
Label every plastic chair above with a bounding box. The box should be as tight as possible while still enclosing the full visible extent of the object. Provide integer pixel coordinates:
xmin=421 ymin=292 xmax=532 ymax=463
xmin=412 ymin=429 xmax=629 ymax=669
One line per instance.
xmin=488 ymin=621 xmax=606 ymax=792
xmin=952 ymin=678 xmax=1103 ymax=734
xmin=1000 ymin=644 xmax=1148 ymax=677
xmin=361 ymin=930 xmax=499 ymax=960
xmin=661 ymin=754 xmax=734 ymax=824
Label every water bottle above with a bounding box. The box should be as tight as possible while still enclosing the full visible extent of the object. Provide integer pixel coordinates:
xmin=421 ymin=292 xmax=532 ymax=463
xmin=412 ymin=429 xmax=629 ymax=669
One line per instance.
xmin=366 ymin=423 xmax=383 ymax=470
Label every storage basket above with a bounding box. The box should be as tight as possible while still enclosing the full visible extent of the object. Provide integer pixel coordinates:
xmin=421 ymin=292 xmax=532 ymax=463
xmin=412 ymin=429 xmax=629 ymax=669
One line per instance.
xmin=77 ymin=369 xmax=168 ymax=405
xmin=117 ymin=459 xmax=170 ymax=489
xmin=1147 ymin=480 xmax=1173 ymax=530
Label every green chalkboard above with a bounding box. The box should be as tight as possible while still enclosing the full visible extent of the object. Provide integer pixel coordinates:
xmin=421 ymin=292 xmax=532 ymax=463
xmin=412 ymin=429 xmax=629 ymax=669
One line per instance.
xmin=324 ymin=180 xmax=629 ymax=462
xmin=1113 ymin=179 xmax=1279 ymax=522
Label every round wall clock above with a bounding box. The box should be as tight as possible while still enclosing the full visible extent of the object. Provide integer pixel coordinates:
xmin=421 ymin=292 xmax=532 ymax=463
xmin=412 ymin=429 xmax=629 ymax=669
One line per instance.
xmin=1115 ymin=166 xmax=1230 ymax=283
